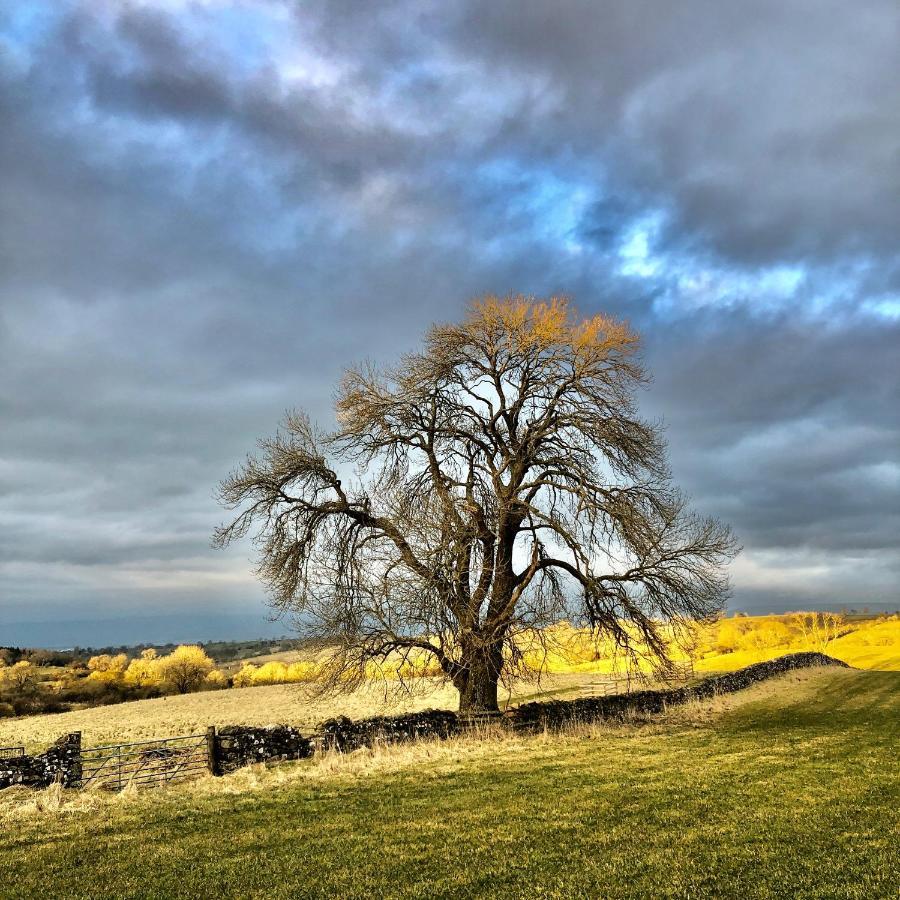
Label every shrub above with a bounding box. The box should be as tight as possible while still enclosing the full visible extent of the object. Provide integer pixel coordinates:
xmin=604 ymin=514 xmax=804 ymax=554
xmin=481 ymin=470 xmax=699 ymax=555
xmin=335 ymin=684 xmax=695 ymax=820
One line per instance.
xmin=158 ymin=645 xmax=215 ymax=694
xmin=0 ymin=661 xmax=37 ymax=693
xmin=232 ymin=664 xmax=258 ymax=688
xmin=87 ymin=653 xmax=128 ymax=684
xmin=205 ymin=669 xmax=228 ymax=689
xmin=253 ymin=662 xmax=290 ymax=685
xmin=124 ymin=649 xmax=161 ymax=688
xmin=286 ymin=661 xmax=318 ymax=683
xmin=232 ymin=660 xmax=321 ymax=687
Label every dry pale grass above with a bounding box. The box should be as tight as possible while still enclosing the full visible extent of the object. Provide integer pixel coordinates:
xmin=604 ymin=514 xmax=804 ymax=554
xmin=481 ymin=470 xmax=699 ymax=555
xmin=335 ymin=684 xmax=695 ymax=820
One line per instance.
xmin=0 ymin=672 xmax=608 ymax=753
xmin=0 ymin=728 xmax=553 ymax=826
xmin=0 ymin=680 xmax=455 ymax=752
xmin=0 ymin=669 xmax=837 ymax=827
xmin=0 ymin=722 xmax=632 ymax=826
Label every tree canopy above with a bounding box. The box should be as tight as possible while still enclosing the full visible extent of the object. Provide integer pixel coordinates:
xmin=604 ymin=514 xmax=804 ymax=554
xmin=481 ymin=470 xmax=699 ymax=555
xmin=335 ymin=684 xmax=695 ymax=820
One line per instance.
xmin=216 ymin=297 xmax=738 ymax=711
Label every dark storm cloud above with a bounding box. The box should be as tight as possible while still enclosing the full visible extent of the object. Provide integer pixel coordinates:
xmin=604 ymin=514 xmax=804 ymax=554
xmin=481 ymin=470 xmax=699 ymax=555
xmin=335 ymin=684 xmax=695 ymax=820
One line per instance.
xmin=644 ymin=312 xmax=900 ymax=547
xmin=448 ymin=1 xmax=900 ymax=268
xmin=0 ymin=0 xmax=897 ymax=642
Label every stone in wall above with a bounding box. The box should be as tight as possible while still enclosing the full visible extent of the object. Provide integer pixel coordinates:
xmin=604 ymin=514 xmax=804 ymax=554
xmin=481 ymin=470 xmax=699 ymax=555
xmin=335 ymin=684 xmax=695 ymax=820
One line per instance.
xmin=0 ymin=733 xmax=82 ymax=789
xmin=320 ymin=708 xmax=461 ymax=753
xmin=214 ymin=725 xmax=313 ymax=774
xmin=511 ymin=652 xmax=849 ymax=729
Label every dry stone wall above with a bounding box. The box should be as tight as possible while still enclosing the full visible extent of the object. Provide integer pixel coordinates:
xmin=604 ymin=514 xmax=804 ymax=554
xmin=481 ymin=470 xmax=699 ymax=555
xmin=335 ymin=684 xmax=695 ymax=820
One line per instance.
xmin=0 ymin=652 xmax=849 ymax=790
xmin=511 ymin=651 xmax=849 ymax=729
xmin=214 ymin=725 xmax=313 ymax=774
xmin=320 ymin=653 xmax=849 ymax=748
xmin=320 ymin=709 xmax=461 ymax=753
xmin=0 ymin=733 xmax=82 ymax=789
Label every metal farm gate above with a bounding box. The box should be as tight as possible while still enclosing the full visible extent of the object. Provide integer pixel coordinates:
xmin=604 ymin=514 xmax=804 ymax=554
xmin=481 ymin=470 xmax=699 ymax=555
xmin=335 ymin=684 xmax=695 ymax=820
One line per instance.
xmin=0 ymin=746 xmax=24 ymax=759
xmin=78 ymin=729 xmax=214 ymax=791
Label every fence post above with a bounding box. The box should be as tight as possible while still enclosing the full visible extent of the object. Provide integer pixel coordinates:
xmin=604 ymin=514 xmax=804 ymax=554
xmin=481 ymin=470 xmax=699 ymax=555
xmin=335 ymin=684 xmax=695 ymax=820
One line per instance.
xmin=206 ymin=726 xmax=217 ymax=776
xmin=68 ymin=732 xmax=82 ymax=788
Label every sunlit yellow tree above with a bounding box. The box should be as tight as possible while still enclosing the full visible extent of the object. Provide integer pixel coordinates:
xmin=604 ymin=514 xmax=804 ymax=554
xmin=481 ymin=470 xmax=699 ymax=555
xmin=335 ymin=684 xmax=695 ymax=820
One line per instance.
xmin=87 ymin=653 xmax=128 ymax=683
xmin=158 ymin=645 xmax=215 ymax=694
xmin=124 ymin=648 xmax=161 ymax=688
xmin=217 ymin=297 xmax=738 ymax=711
xmin=0 ymin=660 xmax=37 ymax=693
xmin=791 ymin=611 xmax=846 ymax=653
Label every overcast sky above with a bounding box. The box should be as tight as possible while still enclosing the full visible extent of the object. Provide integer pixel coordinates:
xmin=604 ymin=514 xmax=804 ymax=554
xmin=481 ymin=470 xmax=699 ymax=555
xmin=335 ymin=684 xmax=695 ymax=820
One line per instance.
xmin=1 ymin=1 xmax=898 ymax=647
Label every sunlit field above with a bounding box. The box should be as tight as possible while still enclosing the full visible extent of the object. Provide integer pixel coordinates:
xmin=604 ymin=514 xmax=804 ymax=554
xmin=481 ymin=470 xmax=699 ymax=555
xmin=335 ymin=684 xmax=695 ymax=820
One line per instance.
xmin=0 ymin=673 xmax=612 ymax=752
xmin=1 ymin=667 xmax=897 ymax=899
xmin=0 ymin=680 xmax=451 ymax=752
xmin=524 ymin=613 xmax=900 ymax=675
xmin=2 ymin=613 xmax=896 ymax=752
xmin=693 ymin=615 xmax=900 ymax=673
xmin=229 ymin=612 xmax=900 ymax=680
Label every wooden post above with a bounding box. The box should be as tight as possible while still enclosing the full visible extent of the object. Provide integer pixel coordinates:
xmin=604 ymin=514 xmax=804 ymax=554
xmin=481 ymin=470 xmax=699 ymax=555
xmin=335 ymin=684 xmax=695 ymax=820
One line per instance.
xmin=205 ymin=726 xmax=217 ymax=776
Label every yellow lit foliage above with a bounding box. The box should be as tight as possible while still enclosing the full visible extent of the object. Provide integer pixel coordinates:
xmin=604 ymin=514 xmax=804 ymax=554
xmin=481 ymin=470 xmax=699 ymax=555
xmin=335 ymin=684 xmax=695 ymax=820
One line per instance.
xmin=231 ymin=664 xmax=258 ymax=688
xmin=516 ymin=614 xmax=899 ymax=675
xmin=364 ymin=648 xmax=444 ymax=681
xmin=123 ymin=649 xmax=160 ymax=688
xmin=204 ymin=669 xmax=228 ymax=689
xmin=118 ymin=647 xmax=224 ymax=693
xmin=0 ymin=660 xmax=37 ymax=692
xmin=468 ymin=295 xmax=638 ymax=361
xmin=225 ymin=614 xmax=897 ymax=691
xmin=230 ymin=652 xmax=445 ymax=689
xmin=158 ymin=645 xmax=215 ymax=694
xmin=252 ymin=662 xmax=290 ymax=685
xmin=232 ymin=660 xmax=320 ymax=688
xmin=86 ymin=653 xmax=128 ymax=684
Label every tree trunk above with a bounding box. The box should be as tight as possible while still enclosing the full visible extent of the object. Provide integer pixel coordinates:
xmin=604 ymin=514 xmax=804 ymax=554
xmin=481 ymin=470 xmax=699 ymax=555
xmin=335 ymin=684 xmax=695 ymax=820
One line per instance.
xmin=456 ymin=644 xmax=502 ymax=713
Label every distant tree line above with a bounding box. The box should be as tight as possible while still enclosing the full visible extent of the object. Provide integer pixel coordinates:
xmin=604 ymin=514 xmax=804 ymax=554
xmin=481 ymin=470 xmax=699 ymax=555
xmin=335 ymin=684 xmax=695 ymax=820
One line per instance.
xmin=0 ymin=645 xmax=230 ymax=718
xmin=0 ymin=637 xmax=306 ymax=669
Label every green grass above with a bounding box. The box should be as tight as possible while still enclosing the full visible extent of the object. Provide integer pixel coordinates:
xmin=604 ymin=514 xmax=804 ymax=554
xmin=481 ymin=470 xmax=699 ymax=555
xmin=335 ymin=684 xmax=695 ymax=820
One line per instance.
xmin=1 ymin=668 xmax=897 ymax=899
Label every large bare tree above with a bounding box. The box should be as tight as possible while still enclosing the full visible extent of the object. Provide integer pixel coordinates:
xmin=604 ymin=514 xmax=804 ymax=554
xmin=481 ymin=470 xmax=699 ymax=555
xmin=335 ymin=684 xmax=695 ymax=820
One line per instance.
xmin=216 ymin=297 xmax=738 ymax=712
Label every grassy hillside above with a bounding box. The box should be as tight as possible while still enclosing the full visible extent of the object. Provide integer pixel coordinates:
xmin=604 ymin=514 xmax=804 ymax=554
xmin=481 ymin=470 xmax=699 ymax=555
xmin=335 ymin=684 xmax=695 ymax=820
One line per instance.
xmin=693 ymin=616 xmax=900 ymax=673
xmin=225 ymin=613 xmax=900 ymax=684
xmin=827 ymin=618 xmax=900 ymax=670
xmin=0 ymin=667 xmax=896 ymax=899
xmin=545 ymin=613 xmax=900 ymax=675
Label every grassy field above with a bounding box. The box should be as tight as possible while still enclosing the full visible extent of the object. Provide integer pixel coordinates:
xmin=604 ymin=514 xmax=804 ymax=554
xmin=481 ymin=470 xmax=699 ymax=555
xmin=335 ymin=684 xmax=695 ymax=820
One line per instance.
xmin=225 ymin=613 xmax=900 ymax=681
xmin=1 ymin=667 xmax=897 ymax=899
xmin=693 ymin=617 xmax=900 ymax=673
xmin=2 ymin=614 xmax=896 ymax=752
xmin=0 ymin=672 xmax=620 ymax=752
